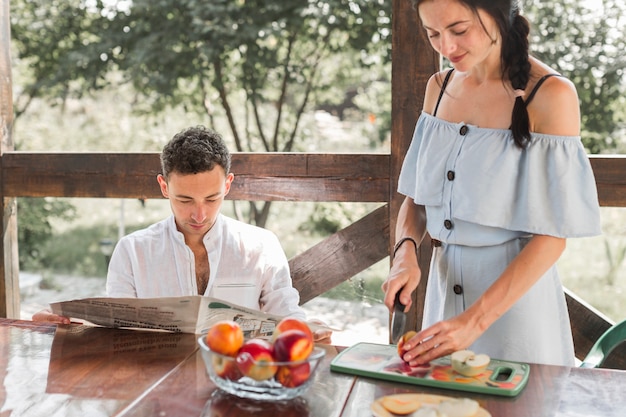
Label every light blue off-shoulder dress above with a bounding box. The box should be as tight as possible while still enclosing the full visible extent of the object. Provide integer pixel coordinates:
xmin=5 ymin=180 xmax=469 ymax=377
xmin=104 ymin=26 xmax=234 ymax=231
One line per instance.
xmin=398 ymin=111 xmax=602 ymax=366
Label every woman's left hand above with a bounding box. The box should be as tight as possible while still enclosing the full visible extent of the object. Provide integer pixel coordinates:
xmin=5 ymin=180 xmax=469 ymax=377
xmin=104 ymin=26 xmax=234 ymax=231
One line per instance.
xmin=398 ymin=312 xmax=482 ymax=366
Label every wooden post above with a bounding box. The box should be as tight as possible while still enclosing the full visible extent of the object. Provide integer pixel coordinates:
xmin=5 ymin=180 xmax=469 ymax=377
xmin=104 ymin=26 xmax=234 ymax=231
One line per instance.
xmin=390 ymin=0 xmax=439 ymax=334
xmin=0 ymin=0 xmax=19 ymax=318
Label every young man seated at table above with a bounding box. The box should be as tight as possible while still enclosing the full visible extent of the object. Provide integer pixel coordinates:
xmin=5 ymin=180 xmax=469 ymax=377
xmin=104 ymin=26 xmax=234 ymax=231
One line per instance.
xmin=33 ymin=125 xmax=331 ymax=342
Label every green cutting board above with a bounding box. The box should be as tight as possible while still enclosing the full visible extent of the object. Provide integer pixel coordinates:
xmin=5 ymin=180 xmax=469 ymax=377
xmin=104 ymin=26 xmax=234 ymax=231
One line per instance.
xmin=330 ymin=342 xmax=529 ymax=397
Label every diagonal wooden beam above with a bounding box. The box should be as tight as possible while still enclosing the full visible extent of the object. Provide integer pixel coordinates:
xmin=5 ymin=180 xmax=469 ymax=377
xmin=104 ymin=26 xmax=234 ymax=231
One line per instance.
xmin=566 ymin=287 xmax=626 ymax=369
xmin=290 ymin=204 xmax=390 ymax=304
xmin=565 ymin=288 xmax=613 ymax=359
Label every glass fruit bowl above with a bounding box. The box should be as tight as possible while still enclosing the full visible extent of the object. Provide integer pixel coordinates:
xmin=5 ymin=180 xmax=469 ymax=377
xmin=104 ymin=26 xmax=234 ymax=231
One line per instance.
xmin=198 ymin=336 xmax=326 ymax=401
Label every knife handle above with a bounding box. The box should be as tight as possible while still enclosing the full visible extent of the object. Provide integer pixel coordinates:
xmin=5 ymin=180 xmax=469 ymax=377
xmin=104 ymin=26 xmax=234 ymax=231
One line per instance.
xmin=394 ymin=291 xmax=405 ymax=310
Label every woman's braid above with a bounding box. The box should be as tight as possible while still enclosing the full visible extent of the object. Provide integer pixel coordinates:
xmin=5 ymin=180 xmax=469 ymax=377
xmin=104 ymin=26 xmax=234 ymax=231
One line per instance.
xmin=502 ymin=13 xmax=531 ymax=148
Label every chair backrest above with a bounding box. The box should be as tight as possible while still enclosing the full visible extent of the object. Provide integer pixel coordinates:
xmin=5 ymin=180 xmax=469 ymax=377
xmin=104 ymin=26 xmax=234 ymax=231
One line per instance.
xmin=580 ymin=318 xmax=626 ymax=369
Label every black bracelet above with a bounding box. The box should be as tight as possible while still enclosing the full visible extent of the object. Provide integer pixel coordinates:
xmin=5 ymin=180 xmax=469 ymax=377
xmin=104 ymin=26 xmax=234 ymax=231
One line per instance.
xmin=393 ymin=237 xmax=418 ymax=260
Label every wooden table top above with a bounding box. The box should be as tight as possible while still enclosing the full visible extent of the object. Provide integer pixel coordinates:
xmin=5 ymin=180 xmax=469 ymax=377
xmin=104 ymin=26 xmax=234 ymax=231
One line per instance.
xmin=0 ymin=318 xmax=624 ymax=417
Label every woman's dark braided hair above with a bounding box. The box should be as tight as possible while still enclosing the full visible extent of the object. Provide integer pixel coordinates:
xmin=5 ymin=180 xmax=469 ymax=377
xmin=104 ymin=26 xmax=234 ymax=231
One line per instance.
xmin=412 ymin=0 xmax=532 ymax=148
xmin=498 ymin=2 xmax=531 ymax=148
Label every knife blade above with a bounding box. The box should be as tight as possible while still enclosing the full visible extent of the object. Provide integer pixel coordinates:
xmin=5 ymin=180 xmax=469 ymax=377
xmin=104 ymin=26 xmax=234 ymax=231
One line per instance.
xmin=390 ymin=291 xmax=407 ymax=344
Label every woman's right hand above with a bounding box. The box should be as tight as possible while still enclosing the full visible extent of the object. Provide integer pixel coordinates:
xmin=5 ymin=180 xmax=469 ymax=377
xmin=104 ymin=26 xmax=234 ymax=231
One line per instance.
xmin=382 ymin=242 xmax=421 ymax=313
xmin=383 ymin=199 xmax=427 ymax=312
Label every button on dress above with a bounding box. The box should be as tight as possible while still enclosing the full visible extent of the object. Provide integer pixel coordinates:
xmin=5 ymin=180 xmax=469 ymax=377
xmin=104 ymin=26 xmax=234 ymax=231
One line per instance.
xmin=398 ymin=112 xmax=602 ymax=366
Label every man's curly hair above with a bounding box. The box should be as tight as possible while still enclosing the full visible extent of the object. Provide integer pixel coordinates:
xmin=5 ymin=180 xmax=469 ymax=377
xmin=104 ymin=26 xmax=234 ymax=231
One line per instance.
xmin=160 ymin=126 xmax=231 ymax=179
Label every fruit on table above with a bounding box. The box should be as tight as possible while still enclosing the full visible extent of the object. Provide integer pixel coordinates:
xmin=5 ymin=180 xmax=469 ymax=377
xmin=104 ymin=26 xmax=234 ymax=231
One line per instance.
xmin=380 ymin=394 xmax=422 ymax=415
xmin=205 ymin=317 xmax=316 ymax=388
xmin=236 ymin=338 xmax=278 ymax=381
xmin=273 ymin=329 xmax=314 ymax=362
xmin=205 ymin=320 xmax=244 ymax=357
xmin=272 ymin=317 xmax=314 ymax=342
xmin=397 ymin=330 xmax=417 ymax=358
xmin=211 ymin=354 xmax=242 ymax=380
xmin=450 ymin=350 xmax=490 ymax=377
xmin=438 ymin=398 xmax=480 ymax=417
xmin=275 ymin=361 xmax=311 ymax=388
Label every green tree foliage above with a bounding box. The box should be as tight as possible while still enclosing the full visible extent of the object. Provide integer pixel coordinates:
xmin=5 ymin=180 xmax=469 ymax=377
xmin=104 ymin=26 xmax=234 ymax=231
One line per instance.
xmin=524 ymin=0 xmax=626 ymax=154
xmin=17 ymin=198 xmax=76 ymax=270
xmin=10 ymin=0 xmax=111 ymax=120
xmin=11 ymin=0 xmax=392 ymax=227
xmin=10 ymin=0 xmax=626 ymax=237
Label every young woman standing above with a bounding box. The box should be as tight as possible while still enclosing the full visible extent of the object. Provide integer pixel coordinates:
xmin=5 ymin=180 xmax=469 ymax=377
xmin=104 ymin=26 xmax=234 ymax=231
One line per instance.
xmin=383 ymin=0 xmax=601 ymax=366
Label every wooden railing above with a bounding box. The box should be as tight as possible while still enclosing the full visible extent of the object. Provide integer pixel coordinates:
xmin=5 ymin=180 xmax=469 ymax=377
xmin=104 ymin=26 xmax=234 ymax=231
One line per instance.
xmin=1 ymin=0 xmax=624 ymax=365
xmin=1 ymin=152 xmax=393 ymax=307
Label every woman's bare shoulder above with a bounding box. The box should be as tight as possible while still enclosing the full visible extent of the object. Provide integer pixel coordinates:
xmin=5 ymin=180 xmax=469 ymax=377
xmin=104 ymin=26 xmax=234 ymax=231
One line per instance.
xmin=423 ymin=69 xmax=455 ymax=114
xmin=527 ymin=66 xmax=580 ymax=136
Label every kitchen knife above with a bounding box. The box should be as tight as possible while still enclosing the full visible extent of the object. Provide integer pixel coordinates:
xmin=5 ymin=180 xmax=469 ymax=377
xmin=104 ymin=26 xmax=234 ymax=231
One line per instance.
xmin=390 ymin=291 xmax=407 ymax=344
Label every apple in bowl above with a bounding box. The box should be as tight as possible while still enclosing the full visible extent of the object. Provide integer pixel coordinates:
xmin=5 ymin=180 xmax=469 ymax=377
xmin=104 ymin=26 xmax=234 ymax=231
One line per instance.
xmin=273 ymin=329 xmax=314 ymax=362
xmin=272 ymin=317 xmax=314 ymax=341
xmin=211 ymin=354 xmax=242 ymax=381
xmin=205 ymin=320 xmax=244 ymax=357
xmin=198 ymin=317 xmax=326 ymax=401
xmin=276 ymin=361 xmax=311 ymax=388
xmin=236 ymin=338 xmax=278 ymax=381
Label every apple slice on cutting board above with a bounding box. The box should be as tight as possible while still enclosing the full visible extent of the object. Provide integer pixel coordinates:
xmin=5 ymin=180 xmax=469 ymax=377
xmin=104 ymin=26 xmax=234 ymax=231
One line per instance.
xmin=450 ymin=350 xmax=491 ymax=377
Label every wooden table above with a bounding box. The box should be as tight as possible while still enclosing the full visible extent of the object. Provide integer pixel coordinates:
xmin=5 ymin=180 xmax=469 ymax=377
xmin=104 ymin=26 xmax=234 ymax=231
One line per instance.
xmin=0 ymin=319 xmax=624 ymax=416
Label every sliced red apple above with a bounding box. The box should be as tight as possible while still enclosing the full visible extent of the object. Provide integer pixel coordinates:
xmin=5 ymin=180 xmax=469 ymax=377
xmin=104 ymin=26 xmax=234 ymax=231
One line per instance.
xmin=397 ymin=330 xmax=417 ymax=359
xmin=450 ymin=350 xmax=490 ymax=377
xmin=380 ymin=394 xmax=422 ymax=415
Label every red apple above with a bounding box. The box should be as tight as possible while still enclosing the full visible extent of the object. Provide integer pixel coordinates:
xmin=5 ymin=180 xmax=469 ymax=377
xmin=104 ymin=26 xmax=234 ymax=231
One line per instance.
xmin=211 ymin=353 xmax=242 ymax=381
xmin=273 ymin=329 xmax=314 ymax=362
xmin=276 ymin=362 xmax=311 ymax=388
xmin=236 ymin=338 xmax=278 ymax=381
xmin=397 ymin=330 xmax=417 ymax=359
xmin=272 ymin=317 xmax=313 ymax=342
xmin=205 ymin=320 xmax=244 ymax=357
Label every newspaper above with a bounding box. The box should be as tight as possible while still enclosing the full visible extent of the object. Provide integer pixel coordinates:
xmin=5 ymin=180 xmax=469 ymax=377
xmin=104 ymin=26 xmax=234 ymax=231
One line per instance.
xmin=50 ymin=296 xmax=304 ymax=338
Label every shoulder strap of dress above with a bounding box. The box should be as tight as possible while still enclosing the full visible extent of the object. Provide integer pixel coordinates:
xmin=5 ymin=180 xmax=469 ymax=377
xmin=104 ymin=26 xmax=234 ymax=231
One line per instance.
xmin=433 ymin=68 xmax=455 ymax=117
xmin=524 ymin=73 xmax=561 ymax=106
